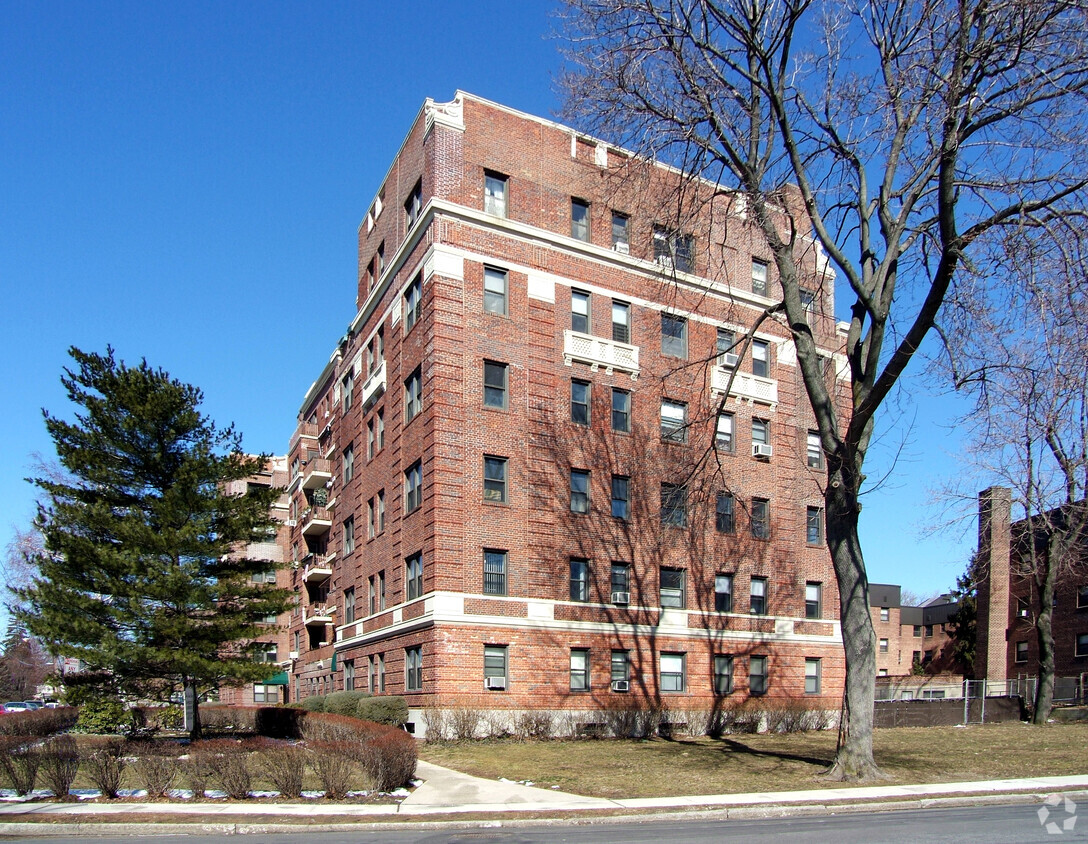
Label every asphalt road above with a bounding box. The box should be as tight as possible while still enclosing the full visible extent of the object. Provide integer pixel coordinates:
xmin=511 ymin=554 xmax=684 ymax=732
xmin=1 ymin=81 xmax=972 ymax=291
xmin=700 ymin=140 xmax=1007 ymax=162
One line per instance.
xmin=0 ymin=801 xmax=1082 ymax=844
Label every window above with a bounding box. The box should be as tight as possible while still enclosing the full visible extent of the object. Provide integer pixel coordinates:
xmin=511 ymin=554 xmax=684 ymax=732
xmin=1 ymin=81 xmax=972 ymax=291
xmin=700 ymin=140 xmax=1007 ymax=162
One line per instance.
xmin=571 ymin=198 xmax=590 ymax=241
xmin=1015 ymin=641 xmax=1028 ymax=663
xmin=368 ymin=576 xmax=375 ymax=616
xmin=752 ymin=339 xmax=770 ymax=377
xmin=483 ymin=550 xmax=507 ymax=595
xmin=571 ymin=380 xmax=590 ymax=425
xmin=367 ymin=494 xmax=376 ymax=538
xmin=716 ymin=492 xmax=735 ymax=533
xmin=715 ymin=574 xmax=733 ymax=612
xmin=405 ymin=179 xmax=422 ymax=229
xmin=660 ymin=653 xmax=685 ymax=692
xmin=716 ymin=328 xmax=736 ymax=365
xmin=253 ymin=684 xmax=278 ymax=704
xmin=612 ymin=300 xmax=631 ymax=343
xmin=377 ymin=489 xmax=385 ymax=533
xmin=483 ymin=360 xmax=507 ymax=409
xmin=801 ymin=288 xmax=817 ymax=312
xmin=610 ymin=563 xmax=629 ymax=600
xmin=1077 ymin=584 xmax=1088 ymax=609
xmin=713 ymin=655 xmax=734 ymax=695
xmin=611 ymin=212 xmax=629 ymax=250
xmin=484 ymin=266 xmax=508 ymax=315
xmin=660 ymin=567 xmax=685 ymax=608
xmin=805 ymin=658 xmax=822 ymax=694
xmin=570 ymin=469 xmax=590 ymax=513
xmin=654 ymin=227 xmax=693 ymax=272
xmin=879 ymin=638 xmax=889 ymax=653
xmin=377 ymin=241 xmax=385 ymax=275
xmin=921 ymin=689 xmax=946 ymax=700
xmin=661 ymin=483 xmax=687 ymax=527
xmin=880 ymin=607 xmax=890 ymax=623
xmin=484 ymin=645 xmax=507 ymax=686
xmin=661 ymin=399 xmax=687 ymax=443
xmin=807 ymin=431 xmax=823 ymax=469
xmin=484 ymin=171 xmax=507 ymax=217
xmin=342 ymin=371 xmax=355 ymax=414
xmin=611 ymin=650 xmax=630 ymax=686
xmin=716 ymin=412 xmax=735 ymax=452
xmin=343 ymin=443 xmax=354 ymax=483
xmin=805 ymin=582 xmax=822 ymax=619
xmin=368 ymin=655 xmax=376 ymax=692
xmin=344 ymin=587 xmax=356 ymax=624
xmin=570 ymin=648 xmax=590 ymax=691
xmin=255 ymin=642 xmax=278 ymax=663
xmin=751 ymin=259 xmax=768 ymax=295
xmin=404 ymin=460 xmax=423 ymax=513
xmin=569 ymin=559 xmax=589 ymax=602
xmin=751 ymin=498 xmax=770 ymax=539
xmin=404 ymin=367 xmax=422 ymax=422
xmin=925 ymin=624 xmax=934 ymax=637
xmin=378 ymin=653 xmax=385 ymax=692
xmin=367 ymin=417 xmax=375 ymax=460
xmin=294 ymin=630 xmax=301 ymax=653
xmin=406 ymin=646 xmax=422 ymax=691
xmin=404 ymin=275 xmax=422 ymax=332
xmin=377 ymin=408 xmax=385 ymax=450
xmin=611 ymin=388 xmax=630 ymax=432
xmin=913 ymin=625 xmax=923 ymax=637
xmin=661 ymin=314 xmax=687 ymax=358
xmin=750 ymin=577 xmax=767 ymax=615
xmin=571 ymin=289 xmax=590 ymax=333
xmin=406 ymin=553 xmax=423 ymax=601
xmin=749 ymin=656 xmax=768 ymax=694
xmin=344 ymin=659 xmax=355 ymax=692
xmin=752 ymin=418 xmax=770 ymax=447
xmin=611 ymin=475 xmax=629 ymax=519
xmin=251 ymin=570 xmax=277 ymax=584
xmin=379 ymin=570 xmax=386 ymax=611
xmin=343 ymin=516 xmax=355 ymax=555
xmin=807 ymin=507 xmax=823 ymax=545
xmin=1077 ymin=632 xmax=1088 ymax=658
xmin=483 ymin=455 xmax=507 ymax=503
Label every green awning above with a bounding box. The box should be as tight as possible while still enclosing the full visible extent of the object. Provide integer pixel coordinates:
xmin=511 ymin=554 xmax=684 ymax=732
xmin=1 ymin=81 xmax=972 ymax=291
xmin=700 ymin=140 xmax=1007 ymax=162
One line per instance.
xmin=264 ymin=671 xmax=289 ymax=685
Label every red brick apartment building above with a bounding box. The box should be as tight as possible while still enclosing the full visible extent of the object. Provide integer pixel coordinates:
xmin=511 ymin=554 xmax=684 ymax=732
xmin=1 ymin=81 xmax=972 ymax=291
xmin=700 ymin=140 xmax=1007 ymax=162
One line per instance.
xmin=280 ymin=92 xmax=850 ymax=733
xmin=870 ymin=584 xmax=959 ymax=678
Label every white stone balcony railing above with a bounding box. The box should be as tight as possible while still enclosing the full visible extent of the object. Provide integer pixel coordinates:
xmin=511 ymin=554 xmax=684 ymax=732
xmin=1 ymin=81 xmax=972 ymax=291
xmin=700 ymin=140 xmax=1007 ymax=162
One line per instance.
xmin=301 ymin=556 xmax=333 ymax=584
xmin=304 ymin=606 xmax=334 ymax=626
xmin=301 ymin=458 xmax=332 ymax=490
xmin=360 ymin=359 xmax=386 ymax=410
xmin=711 ymin=367 xmax=779 ymax=409
xmin=563 ymin=330 xmax=640 ymax=379
xmin=301 ymin=506 xmax=332 ymax=537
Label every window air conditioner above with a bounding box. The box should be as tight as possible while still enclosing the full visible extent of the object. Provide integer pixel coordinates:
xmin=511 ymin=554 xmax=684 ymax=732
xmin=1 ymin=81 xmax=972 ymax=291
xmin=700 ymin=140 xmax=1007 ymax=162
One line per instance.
xmin=719 ymin=353 xmax=739 ymax=368
xmin=289 ymin=651 xmax=299 ymax=660
xmin=1018 ymin=608 xmax=1030 ymax=618
xmin=611 ymin=680 xmax=630 ymax=692
xmin=485 ymin=676 xmax=507 ymax=690
xmin=752 ymin=443 xmax=773 ymax=458
xmin=611 ymin=591 xmax=631 ymax=605
xmin=657 ymin=255 xmax=674 ymax=270
xmin=285 ymin=519 xmax=298 ymax=528
xmin=614 ymin=242 xmax=630 ymax=254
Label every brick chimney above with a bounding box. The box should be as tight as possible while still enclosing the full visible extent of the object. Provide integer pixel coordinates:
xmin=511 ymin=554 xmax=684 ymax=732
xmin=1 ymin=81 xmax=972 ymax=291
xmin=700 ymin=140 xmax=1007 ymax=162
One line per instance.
xmin=976 ymin=487 xmax=1012 ymax=687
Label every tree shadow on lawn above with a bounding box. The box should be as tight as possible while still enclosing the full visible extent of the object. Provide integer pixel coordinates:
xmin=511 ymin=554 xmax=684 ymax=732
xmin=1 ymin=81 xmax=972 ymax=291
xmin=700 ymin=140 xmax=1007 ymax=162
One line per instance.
xmin=677 ymin=737 xmax=835 ymax=770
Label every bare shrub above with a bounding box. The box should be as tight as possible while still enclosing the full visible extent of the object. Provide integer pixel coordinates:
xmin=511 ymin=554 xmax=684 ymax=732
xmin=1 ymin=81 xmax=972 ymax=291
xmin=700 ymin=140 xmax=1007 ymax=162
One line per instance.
xmin=199 ymin=706 xmax=257 ymax=735
xmin=39 ymin=735 xmax=80 ymax=800
xmin=358 ymin=729 xmax=418 ymax=791
xmin=190 ymin=740 xmax=251 ymax=799
xmin=307 ymin=741 xmax=359 ymax=799
xmin=602 ymin=702 xmax=640 ymax=738
xmin=129 ymin=741 xmax=178 ymax=797
xmin=420 ymin=707 xmax=449 ymax=742
xmin=483 ymin=710 xmax=512 ymax=739
xmin=0 ymin=737 xmax=41 ymax=796
xmin=255 ymin=744 xmax=306 ymax=799
xmin=84 ymin=742 xmax=126 ymax=798
xmin=448 ymin=706 xmax=482 ymax=741
xmin=513 ymin=710 xmax=553 ymax=741
xmin=180 ymin=753 xmax=215 ymax=798
xmin=0 ymin=707 xmax=79 ymax=738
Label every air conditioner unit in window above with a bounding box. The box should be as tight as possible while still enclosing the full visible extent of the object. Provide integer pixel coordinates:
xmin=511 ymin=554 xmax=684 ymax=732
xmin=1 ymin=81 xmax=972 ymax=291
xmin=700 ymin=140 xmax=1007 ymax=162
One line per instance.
xmin=285 ymin=519 xmax=298 ymax=528
xmin=1018 ymin=608 xmax=1030 ymax=618
xmin=611 ymin=591 xmax=631 ymax=605
xmin=719 ymin=352 xmax=739 ymax=368
xmin=611 ymin=680 xmax=630 ymax=692
xmin=752 ymin=443 xmax=773 ymax=458
xmin=289 ymin=651 xmax=299 ymax=660
xmin=614 ymin=241 xmax=630 ymax=254
xmin=657 ymin=254 xmax=674 ymax=269
xmin=485 ymin=676 xmax=507 ymax=690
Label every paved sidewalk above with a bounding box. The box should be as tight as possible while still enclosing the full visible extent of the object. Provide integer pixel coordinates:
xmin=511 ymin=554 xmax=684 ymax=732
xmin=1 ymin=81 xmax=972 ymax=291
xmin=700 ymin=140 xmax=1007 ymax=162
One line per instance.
xmin=0 ymin=762 xmax=1085 ymax=821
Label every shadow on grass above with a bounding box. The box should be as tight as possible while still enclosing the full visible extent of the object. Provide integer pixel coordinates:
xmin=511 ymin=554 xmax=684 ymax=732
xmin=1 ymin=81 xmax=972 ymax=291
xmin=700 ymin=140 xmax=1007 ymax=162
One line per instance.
xmin=704 ymin=737 xmax=834 ymax=769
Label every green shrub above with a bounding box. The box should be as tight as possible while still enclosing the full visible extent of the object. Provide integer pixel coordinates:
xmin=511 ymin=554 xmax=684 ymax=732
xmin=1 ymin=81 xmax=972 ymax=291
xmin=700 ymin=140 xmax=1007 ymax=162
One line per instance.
xmin=298 ymin=695 xmax=327 ymax=712
xmin=324 ymin=690 xmax=371 ymax=717
xmin=74 ymin=696 xmax=126 ymax=734
xmin=356 ymin=696 xmax=408 ymax=727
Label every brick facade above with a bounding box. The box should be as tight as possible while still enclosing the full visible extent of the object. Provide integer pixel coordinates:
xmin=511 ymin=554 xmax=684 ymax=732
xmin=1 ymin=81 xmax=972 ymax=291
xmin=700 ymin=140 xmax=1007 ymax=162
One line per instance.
xmin=281 ymin=93 xmax=851 ymax=733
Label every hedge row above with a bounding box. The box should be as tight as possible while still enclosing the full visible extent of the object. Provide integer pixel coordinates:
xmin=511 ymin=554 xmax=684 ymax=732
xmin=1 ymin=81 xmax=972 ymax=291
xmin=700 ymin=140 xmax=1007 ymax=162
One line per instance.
xmin=286 ymin=692 xmax=408 ymax=728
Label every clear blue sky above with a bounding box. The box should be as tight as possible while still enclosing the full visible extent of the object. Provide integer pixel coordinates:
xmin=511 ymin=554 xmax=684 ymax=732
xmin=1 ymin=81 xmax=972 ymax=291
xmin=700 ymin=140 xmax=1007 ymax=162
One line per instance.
xmin=0 ymin=1 xmax=975 ymax=602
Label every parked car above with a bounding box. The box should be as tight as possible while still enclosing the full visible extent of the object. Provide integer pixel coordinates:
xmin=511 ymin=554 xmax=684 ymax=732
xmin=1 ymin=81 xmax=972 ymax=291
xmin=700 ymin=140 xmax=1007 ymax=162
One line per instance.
xmin=22 ymin=701 xmax=42 ymax=710
xmin=0 ymin=702 xmax=31 ymax=713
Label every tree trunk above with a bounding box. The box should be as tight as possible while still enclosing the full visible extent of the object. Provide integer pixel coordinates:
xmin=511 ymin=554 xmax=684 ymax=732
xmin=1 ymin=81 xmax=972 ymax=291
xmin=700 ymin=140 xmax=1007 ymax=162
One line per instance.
xmin=1031 ymin=542 xmax=1059 ymax=724
xmin=822 ymin=478 xmax=885 ymax=781
xmin=186 ymin=679 xmax=203 ymax=742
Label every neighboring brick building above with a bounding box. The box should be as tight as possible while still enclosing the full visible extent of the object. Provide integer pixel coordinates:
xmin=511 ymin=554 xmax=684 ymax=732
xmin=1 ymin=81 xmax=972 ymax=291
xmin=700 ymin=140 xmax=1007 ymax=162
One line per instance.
xmin=870 ymin=584 xmax=959 ymax=678
xmin=218 ymin=456 xmax=292 ymax=707
xmin=976 ymin=486 xmax=1088 ymax=691
xmin=282 ymin=92 xmax=851 ymax=733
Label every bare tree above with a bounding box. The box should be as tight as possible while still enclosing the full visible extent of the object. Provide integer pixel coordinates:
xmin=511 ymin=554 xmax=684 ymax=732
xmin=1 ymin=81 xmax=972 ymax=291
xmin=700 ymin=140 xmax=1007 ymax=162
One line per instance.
xmin=562 ymin=0 xmax=1088 ymax=779
xmin=944 ymin=225 xmax=1088 ymax=722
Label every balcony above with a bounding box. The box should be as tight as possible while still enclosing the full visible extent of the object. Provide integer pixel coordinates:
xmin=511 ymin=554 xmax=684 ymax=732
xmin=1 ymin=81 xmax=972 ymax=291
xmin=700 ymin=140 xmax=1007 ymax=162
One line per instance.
xmin=711 ymin=367 xmax=779 ymax=409
xmin=301 ymin=506 xmax=332 ymax=536
xmin=302 ymin=457 xmax=333 ymax=490
xmin=360 ymin=359 xmax=387 ymax=410
xmin=563 ymin=330 xmax=640 ymax=379
xmin=304 ymin=606 xmax=334 ymax=627
xmin=301 ymin=555 xmax=333 ymax=584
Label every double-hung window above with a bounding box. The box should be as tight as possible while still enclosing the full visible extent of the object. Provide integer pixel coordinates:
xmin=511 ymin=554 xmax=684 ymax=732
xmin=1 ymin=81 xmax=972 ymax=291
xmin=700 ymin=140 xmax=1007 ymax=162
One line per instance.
xmin=404 ymin=461 xmax=423 ymax=513
xmin=661 ymin=400 xmax=687 ymax=443
xmin=751 ymin=498 xmax=770 ymax=539
xmin=343 ymin=444 xmax=354 ymax=483
xmin=404 ymin=179 xmax=422 ymax=229
xmin=404 ymin=368 xmax=422 ymax=422
xmin=483 ymin=550 xmax=507 ymax=595
xmin=805 ymin=582 xmax=822 ymax=619
xmin=611 ymin=388 xmax=630 ymax=432
xmin=661 ymin=314 xmax=687 ymax=358
xmin=404 ymin=275 xmax=422 ymax=332
xmin=660 ymin=567 xmax=685 ymax=608
xmin=717 ymin=328 xmax=736 ymax=366
xmin=342 ymin=371 xmax=355 ymax=414
xmin=484 ymin=172 xmax=507 ymax=216
xmin=716 ymin=492 xmax=735 ymax=533
xmin=611 ymin=212 xmax=629 ymax=251
xmin=610 ymin=563 xmax=629 ymax=602
xmin=405 ymin=646 xmax=422 ymax=691
xmin=569 ymin=559 xmax=589 ymax=602
xmin=343 ymin=516 xmax=355 ymax=555
xmin=805 ymin=658 xmax=821 ymax=694
xmin=406 ymin=553 xmax=423 ymax=601
xmin=807 ymin=506 xmax=823 ymax=544
xmin=611 ymin=650 xmax=630 ymax=687
xmin=571 ymin=380 xmax=590 ymax=425
xmin=570 ymin=469 xmax=590 ymax=514
xmin=610 ymin=475 xmax=629 ymax=519
xmin=484 ymin=361 xmax=507 ymax=409
xmin=751 ymin=260 xmax=768 ymax=295
xmin=571 ymin=289 xmax=590 ymax=333
xmin=752 ymin=340 xmax=770 ymax=377
xmin=807 ymin=430 xmax=823 ymax=468
xmin=715 ymin=574 xmax=733 ymax=612
xmin=484 ymin=266 xmax=508 ymax=315
xmin=713 ymin=655 xmax=734 ymax=695
xmin=612 ymin=300 xmax=631 ymax=343
xmin=661 ymin=483 xmax=687 ymax=527
xmin=750 ymin=577 xmax=767 ymax=615
xmin=344 ymin=587 xmax=355 ymax=624
xmin=660 ymin=653 xmax=685 ymax=692
xmin=749 ymin=656 xmax=768 ymax=694
xmin=571 ymin=198 xmax=590 ymax=241
xmin=483 ymin=456 xmax=508 ymax=503
xmin=484 ymin=645 xmax=508 ymax=687
xmin=716 ymin=412 xmax=734 ymax=451
xmin=570 ymin=649 xmax=590 ymax=691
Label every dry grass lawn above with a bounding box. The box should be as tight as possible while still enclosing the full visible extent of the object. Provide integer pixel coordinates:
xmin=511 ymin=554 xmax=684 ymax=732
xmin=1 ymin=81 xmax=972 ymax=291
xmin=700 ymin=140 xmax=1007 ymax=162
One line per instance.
xmin=418 ymin=722 xmax=1088 ymax=799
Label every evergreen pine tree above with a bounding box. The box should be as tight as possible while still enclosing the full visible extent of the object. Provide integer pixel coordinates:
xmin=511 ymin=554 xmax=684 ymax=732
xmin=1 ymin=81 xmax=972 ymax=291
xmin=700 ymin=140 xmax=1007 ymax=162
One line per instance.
xmin=17 ymin=347 xmax=292 ymax=738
